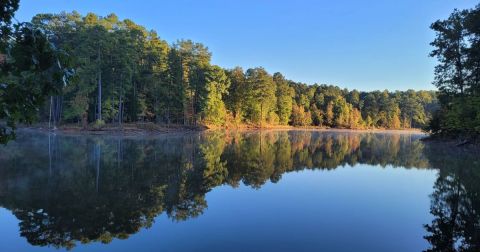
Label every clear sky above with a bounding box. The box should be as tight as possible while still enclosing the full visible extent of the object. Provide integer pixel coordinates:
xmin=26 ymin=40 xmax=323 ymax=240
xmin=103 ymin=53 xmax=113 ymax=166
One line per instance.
xmin=14 ymin=0 xmax=479 ymax=91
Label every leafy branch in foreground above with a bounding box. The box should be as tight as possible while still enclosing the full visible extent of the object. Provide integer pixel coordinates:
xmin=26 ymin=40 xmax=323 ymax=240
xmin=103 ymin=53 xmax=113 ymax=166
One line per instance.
xmin=0 ymin=0 xmax=72 ymax=143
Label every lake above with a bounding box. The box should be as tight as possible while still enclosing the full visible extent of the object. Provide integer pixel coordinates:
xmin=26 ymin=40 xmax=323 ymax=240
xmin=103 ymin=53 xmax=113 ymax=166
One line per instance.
xmin=0 ymin=130 xmax=478 ymax=252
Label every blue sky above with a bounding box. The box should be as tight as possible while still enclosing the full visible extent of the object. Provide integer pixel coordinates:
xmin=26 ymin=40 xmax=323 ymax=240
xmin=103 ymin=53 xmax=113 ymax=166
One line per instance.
xmin=15 ymin=0 xmax=479 ymax=91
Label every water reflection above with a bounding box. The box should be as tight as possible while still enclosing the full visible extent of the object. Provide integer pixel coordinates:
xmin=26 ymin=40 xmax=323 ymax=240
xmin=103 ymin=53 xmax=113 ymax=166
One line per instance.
xmin=0 ymin=130 xmax=478 ymax=250
xmin=422 ymin=144 xmax=480 ymax=252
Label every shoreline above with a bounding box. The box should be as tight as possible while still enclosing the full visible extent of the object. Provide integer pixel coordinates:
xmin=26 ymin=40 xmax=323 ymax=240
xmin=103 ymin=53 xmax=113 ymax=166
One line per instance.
xmin=421 ymin=133 xmax=480 ymax=149
xmin=226 ymin=127 xmax=425 ymax=134
xmin=20 ymin=125 xmax=480 ymax=149
xmin=20 ymin=123 xmax=426 ymax=137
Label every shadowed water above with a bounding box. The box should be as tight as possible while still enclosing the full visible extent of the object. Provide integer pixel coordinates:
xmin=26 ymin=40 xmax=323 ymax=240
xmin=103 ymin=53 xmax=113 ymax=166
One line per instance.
xmin=0 ymin=130 xmax=478 ymax=252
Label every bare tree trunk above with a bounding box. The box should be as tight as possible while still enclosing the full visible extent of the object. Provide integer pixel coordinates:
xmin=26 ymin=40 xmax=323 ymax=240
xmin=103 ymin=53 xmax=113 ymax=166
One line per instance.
xmin=98 ymin=71 xmax=102 ymax=121
xmin=52 ymin=96 xmax=58 ymax=130
xmin=118 ymin=74 xmax=122 ymax=127
xmin=82 ymin=112 xmax=88 ymax=129
xmin=456 ymin=39 xmax=464 ymax=96
xmin=97 ymin=47 xmax=102 ymax=122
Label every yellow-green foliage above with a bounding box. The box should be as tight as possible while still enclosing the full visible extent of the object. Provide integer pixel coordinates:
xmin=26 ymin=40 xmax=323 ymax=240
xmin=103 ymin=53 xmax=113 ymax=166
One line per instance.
xmin=202 ymin=66 xmax=230 ymax=126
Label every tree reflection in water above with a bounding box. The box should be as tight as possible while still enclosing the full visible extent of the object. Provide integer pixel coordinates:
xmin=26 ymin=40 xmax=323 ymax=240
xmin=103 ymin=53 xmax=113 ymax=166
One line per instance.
xmin=0 ymin=130 xmax=478 ymax=250
xmin=423 ymin=144 xmax=480 ymax=252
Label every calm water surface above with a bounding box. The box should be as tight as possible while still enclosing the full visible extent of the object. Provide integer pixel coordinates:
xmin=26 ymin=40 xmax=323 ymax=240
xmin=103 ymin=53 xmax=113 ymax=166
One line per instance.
xmin=0 ymin=130 xmax=478 ymax=252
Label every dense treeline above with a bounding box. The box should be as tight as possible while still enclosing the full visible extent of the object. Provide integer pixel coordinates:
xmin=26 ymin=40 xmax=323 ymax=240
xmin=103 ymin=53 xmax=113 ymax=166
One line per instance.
xmin=428 ymin=4 xmax=480 ymax=136
xmin=31 ymin=12 xmax=437 ymax=129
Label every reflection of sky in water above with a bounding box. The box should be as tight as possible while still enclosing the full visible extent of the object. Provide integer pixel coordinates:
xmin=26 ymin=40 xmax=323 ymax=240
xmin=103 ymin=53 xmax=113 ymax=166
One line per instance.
xmin=0 ymin=130 xmax=477 ymax=252
xmin=1 ymin=166 xmax=437 ymax=252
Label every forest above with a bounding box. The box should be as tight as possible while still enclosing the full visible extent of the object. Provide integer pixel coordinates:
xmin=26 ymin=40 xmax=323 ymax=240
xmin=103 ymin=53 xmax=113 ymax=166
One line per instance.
xmin=27 ymin=12 xmax=437 ymax=130
xmin=2 ymin=1 xmax=480 ymax=143
xmin=428 ymin=4 xmax=480 ymax=137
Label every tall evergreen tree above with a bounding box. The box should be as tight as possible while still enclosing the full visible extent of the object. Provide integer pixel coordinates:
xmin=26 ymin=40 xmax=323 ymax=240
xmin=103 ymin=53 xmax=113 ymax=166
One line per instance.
xmin=201 ymin=65 xmax=230 ymax=126
xmin=244 ymin=67 xmax=276 ymax=126
xmin=273 ymin=72 xmax=294 ymax=125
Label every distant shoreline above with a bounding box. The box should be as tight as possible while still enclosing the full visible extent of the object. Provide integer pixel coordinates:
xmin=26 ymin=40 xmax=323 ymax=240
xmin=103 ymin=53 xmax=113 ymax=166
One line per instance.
xmin=19 ymin=123 xmax=425 ymax=137
xmin=229 ymin=127 xmax=425 ymax=134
